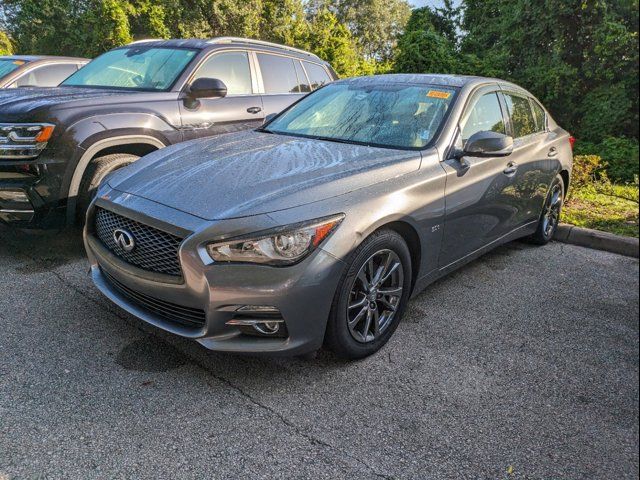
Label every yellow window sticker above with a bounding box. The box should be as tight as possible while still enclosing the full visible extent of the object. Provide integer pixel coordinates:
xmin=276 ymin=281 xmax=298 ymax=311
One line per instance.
xmin=13 ymin=60 xmax=26 ymax=66
xmin=427 ymin=90 xmax=451 ymax=99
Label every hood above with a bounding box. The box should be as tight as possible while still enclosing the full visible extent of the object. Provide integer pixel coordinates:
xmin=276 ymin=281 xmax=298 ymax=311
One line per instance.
xmin=108 ymin=130 xmax=421 ymax=220
xmin=0 ymin=86 xmax=138 ymax=120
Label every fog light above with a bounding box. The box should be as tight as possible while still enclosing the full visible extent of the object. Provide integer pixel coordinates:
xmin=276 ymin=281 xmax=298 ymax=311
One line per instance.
xmin=225 ymin=305 xmax=288 ymax=338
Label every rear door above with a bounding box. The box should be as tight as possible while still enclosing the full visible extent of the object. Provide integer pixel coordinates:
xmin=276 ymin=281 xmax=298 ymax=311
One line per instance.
xmin=439 ymin=86 xmax=516 ymax=267
xmin=499 ymin=90 xmax=558 ymax=229
xmin=179 ymin=50 xmax=265 ymax=141
xmin=255 ymin=52 xmax=310 ymax=116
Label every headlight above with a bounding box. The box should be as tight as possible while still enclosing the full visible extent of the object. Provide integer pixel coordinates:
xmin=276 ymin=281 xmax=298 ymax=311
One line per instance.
xmin=0 ymin=123 xmax=55 ymax=160
xmin=206 ymin=214 xmax=344 ymax=266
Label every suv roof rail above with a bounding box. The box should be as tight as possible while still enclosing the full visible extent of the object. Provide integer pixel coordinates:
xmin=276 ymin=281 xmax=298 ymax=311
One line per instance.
xmin=128 ymin=38 xmax=164 ymax=45
xmin=207 ymin=37 xmax=314 ymax=57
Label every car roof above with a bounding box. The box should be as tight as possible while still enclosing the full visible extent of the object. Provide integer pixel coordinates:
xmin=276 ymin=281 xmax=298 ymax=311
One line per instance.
xmin=337 ymin=73 xmax=502 ymax=88
xmin=126 ymin=37 xmax=325 ymax=62
xmin=0 ymin=55 xmax=89 ymax=63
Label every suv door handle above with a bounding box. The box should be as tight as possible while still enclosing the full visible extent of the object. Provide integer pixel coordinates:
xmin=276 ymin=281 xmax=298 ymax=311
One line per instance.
xmin=247 ymin=106 xmax=262 ymax=114
xmin=503 ymin=162 xmax=518 ymax=175
xmin=548 ymin=146 xmax=558 ymax=157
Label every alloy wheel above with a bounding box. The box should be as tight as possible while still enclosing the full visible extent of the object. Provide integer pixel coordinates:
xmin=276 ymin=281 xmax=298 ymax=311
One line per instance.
xmin=542 ymin=182 xmax=562 ymax=237
xmin=346 ymin=249 xmax=404 ymax=343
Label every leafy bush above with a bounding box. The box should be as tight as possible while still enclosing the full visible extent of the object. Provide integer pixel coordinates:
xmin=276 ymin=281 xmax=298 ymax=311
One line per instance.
xmin=0 ymin=31 xmax=12 ymax=55
xmin=574 ymin=137 xmax=639 ymax=183
xmin=570 ymin=155 xmax=606 ymax=190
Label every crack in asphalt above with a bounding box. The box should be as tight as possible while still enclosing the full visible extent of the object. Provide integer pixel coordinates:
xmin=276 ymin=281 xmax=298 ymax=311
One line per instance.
xmin=12 ymin=244 xmax=393 ymax=479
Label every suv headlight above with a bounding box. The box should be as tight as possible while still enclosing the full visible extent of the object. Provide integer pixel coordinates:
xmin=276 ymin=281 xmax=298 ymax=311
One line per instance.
xmin=206 ymin=214 xmax=344 ymax=266
xmin=0 ymin=123 xmax=55 ymax=160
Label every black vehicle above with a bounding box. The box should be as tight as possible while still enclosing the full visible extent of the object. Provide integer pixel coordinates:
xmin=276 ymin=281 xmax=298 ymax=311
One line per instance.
xmin=0 ymin=55 xmax=88 ymax=89
xmin=0 ymin=38 xmax=337 ymax=228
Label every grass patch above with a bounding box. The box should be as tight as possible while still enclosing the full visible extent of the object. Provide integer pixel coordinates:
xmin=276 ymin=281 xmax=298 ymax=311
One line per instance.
xmin=563 ymin=184 xmax=639 ymax=237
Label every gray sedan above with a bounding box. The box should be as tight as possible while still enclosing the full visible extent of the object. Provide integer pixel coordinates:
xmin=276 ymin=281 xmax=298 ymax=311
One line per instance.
xmin=84 ymin=74 xmax=573 ymax=359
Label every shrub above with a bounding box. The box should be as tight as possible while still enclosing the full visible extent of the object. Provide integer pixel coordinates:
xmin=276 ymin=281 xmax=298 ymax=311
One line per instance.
xmin=571 ymin=155 xmax=607 ymax=190
xmin=574 ymin=137 xmax=639 ymax=183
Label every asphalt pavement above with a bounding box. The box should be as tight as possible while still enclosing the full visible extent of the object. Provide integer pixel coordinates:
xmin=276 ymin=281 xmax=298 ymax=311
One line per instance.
xmin=0 ymin=225 xmax=638 ymax=479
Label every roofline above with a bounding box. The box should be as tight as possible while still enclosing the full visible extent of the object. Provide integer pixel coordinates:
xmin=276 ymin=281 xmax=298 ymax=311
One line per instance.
xmin=207 ymin=37 xmax=316 ymax=57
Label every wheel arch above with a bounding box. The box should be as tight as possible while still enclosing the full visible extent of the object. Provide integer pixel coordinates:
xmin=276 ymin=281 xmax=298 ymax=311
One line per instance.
xmin=374 ymin=220 xmax=422 ymax=295
xmin=66 ymin=135 xmax=166 ymax=224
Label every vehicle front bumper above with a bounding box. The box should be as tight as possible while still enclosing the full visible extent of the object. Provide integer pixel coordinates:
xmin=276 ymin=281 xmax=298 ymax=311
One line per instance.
xmin=84 ymin=195 xmax=346 ymax=355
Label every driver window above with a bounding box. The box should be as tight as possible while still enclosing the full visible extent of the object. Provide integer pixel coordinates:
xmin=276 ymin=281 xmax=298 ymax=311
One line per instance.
xmin=461 ymin=92 xmax=506 ymax=144
xmin=192 ymin=51 xmax=252 ymax=95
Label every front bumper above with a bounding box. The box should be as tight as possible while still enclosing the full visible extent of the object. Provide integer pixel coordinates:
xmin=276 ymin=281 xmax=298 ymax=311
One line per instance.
xmin=84 ymin=196 xmax=346 ymax=355
xmin=0 ymin=154 xmax=70 ymax=228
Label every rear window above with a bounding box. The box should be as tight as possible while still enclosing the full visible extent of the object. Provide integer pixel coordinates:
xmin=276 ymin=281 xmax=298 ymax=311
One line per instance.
xmin=257 ymin=53 xmax=302 ymax=94
xmin=530 ymin=99 xmax=547 ymax=132
xmin=503 ymin=93 xmax=536 ymax=138
xmin=303 ymin=61 xmax=331 ymax=90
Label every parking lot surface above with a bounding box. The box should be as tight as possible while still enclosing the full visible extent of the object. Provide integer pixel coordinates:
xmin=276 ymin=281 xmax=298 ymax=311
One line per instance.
xmin=0 ymin=225 xmax=638 ymax=479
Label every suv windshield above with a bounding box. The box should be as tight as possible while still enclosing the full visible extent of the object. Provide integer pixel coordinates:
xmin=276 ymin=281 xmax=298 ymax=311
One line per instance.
xmin=264 ymin=82 xmax=457 ymax=149
xmin=0 ymin=59 xmax=27 ymax=78
xmin=62 ymin=46 xmax=197 ymax=91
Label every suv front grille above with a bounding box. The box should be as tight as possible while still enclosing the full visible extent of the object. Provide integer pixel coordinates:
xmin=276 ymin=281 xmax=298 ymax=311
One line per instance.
xmin=94 ymin=207 xmax=183 ymax=277
xmin=102 ymin=269 xmax=206 ymax=328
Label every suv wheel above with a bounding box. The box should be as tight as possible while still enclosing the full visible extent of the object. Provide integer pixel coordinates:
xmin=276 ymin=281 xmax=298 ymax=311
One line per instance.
xmin=324 ymin=229 xmax=412 ymax=359
xmin=77 ymin=153 xmax=138 ymax=222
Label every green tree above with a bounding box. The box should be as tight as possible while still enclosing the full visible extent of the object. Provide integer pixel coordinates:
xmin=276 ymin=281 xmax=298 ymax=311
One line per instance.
xmin=304 ymin=8 xmax=361 ymax=77
xmin=394 ymin=6 xmax=461 ymax=73
xmin=0 ymin=31 xmax=12 ymax=54
xmin=310 ymin=0 xmax=411 ymax=61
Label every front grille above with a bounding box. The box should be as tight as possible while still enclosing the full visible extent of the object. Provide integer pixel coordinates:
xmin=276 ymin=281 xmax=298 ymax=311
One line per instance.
xmin=94 ymin=207 xmax=183 ymax=277
xmin=102 ymin=269 xmax=206 ymax=328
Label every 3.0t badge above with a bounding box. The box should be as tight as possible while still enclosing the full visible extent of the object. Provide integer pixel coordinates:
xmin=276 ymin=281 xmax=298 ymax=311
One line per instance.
xmin=113 ymin=229 xmax=136 ymax=253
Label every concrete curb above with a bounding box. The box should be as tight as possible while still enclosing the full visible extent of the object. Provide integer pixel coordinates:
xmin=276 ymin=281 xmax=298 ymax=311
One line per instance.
xmin=555 ymin=224 xmax=639 ymax=258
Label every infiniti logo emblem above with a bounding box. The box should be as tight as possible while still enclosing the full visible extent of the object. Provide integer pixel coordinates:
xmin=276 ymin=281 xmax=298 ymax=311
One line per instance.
xmin=113 ymin=228 xmax=136 ymax=253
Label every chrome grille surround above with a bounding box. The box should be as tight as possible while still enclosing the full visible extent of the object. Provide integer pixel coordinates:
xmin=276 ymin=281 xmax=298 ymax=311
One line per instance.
xmin=94 ymin=207 xmax=183 ymax=277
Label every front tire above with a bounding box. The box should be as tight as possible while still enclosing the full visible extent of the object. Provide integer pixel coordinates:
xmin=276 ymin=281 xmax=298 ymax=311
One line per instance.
xmin=529 ymin=173 xmax=564 ymax=245
xmin=324 ymin=229 xmax=412 ymax=359
xmin=77 ymin=153 xmax=138 ymax=222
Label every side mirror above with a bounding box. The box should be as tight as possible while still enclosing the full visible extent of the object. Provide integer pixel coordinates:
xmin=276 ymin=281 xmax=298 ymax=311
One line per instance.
xmin=463 ymin=131 xmax=513 ymax=157
xmin=187 ymin=77 xmax=227 ymax=100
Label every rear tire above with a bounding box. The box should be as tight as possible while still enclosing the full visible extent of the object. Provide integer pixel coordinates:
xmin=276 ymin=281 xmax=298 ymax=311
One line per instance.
xmin=528 ymin=173 xmax=564 ymax=245
xmin=77 ymin=153 xmax=138 ymax=222
xmin=324 ymin=229 xmax=412 ymax=360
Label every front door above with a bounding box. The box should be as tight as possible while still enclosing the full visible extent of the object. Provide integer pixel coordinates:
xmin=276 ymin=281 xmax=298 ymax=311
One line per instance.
xmin=439 ymin=87 xmax=518 ymax=267
xmin=179 ymin=50 xmax=264 ymax=141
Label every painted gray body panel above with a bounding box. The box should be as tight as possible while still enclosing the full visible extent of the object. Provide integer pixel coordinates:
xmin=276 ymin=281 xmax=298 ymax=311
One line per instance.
xmin=85 ymin=74 xmax=574 ymax=355
xmin=108 ymin=130 xmax=421 ymax=220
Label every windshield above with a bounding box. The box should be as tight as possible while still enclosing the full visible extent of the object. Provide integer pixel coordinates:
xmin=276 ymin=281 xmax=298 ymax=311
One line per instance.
xmin=0 ymin=59 xmax=27 ymax=78
xmin=264 ymin=82 xmax=458 ymax=149
xmin=62 ymin=47 xmax=197 ymax=91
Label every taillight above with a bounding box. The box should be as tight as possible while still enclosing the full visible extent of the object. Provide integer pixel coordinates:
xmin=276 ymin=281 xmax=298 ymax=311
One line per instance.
xmin=569 ymin=136 xmax=576 ymax=150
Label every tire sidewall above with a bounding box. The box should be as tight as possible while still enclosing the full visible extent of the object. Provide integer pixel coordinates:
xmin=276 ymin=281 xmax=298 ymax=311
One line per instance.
xmin=541 ymin=174 xmax=564 ymax=241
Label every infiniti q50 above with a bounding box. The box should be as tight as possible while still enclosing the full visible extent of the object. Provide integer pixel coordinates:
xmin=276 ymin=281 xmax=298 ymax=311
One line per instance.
xmin=84 ymin=74 xmax=573 ymax=359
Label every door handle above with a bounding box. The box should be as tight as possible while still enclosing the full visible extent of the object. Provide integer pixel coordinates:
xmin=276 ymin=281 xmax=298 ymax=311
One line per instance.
xmin=247 ymin=106 xmax=262 ymax=114
xmin=548 ymin=146 xmax=558 ymax=157
xmin=503 ymin=162 xmax=518 ymax=175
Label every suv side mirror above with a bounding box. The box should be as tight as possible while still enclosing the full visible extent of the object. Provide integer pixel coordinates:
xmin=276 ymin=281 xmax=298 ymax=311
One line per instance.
xmin=463 ymin=131 xmax=513 ymax=157
xmin=188 ymin=78 xmax=227 ymax=100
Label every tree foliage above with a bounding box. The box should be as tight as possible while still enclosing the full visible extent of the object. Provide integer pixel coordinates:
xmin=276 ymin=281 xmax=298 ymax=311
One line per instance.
xmin=0 ymin=31 xmax=12 ymax=55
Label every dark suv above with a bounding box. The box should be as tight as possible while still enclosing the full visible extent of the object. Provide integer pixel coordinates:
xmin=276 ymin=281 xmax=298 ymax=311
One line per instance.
xmin=0 ymin=38 xmax=337 ymax=228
